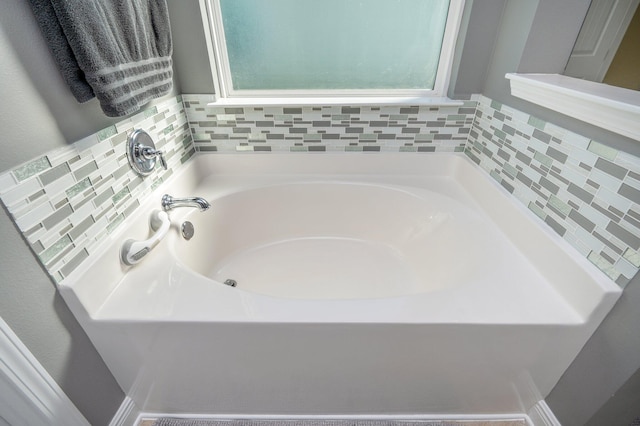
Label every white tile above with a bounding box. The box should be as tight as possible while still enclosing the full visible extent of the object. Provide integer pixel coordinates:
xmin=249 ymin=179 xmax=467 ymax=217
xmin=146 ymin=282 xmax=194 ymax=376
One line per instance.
xmin=0 ymin=177 xmax=42 ymax=207
xmin=615 ymin=256 xmax=638 ymax=279
xmin=564 ymin=232 xmax=592 ymax=257
xmin=574 ymin=226 xmax=604 ymax=254
xmin=560 ymin=163 xmax=588 ymax=187
xmin=616 ymin=151 xmax=640 ymax=173
xmin=43 ymin=174 xmax=76 ymax=200
xmin=568 ymin=145 xmax=599 ymax=166
xmin=74 ymin=133 xmax=99 ymax=154
xmin=588 ymin=168 xmax=622 ymax=192
xmin=46 ymin=145 xmax=78 ymax=167
xmin=562 ymin=132 xmax=591 ymax=150
xmin=0 ymin=171 xmax=17 ymax=194
xmin=597 ymin=186 xmax=633 ymax=213
xmin=15 ymin=202 xmax=54 ymax=232
xmin=115 ymin=118 xmax=135 ymax=134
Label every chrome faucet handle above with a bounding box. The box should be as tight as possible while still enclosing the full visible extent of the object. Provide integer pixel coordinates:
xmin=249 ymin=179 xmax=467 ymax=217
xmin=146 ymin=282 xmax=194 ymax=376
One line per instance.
xmin=126 ymin=129 xmax=167 ymax=176
xmin=138 ymin=145 xmax=167 ymax=170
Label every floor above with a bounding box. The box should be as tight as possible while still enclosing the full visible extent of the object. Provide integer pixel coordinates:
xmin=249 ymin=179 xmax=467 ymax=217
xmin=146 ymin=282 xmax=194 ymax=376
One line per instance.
xmin=138 ymin=419 xmax=527 ymax=426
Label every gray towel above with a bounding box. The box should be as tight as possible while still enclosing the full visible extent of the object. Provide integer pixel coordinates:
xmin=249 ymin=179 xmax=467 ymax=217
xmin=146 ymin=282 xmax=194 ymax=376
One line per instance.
xmin=28 ymin=0 xmax=173 ymax=117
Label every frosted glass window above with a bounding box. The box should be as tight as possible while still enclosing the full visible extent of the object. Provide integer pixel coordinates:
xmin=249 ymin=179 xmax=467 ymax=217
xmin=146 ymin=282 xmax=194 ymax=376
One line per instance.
xmin=218 ymin=0 xmax=451 ymax=91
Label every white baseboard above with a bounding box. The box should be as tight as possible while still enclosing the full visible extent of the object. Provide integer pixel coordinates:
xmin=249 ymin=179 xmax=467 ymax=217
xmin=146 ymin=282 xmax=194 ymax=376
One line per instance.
xmin=110 ymin=396 xmax=140 ymax=426
xmin=138 ymin=413 xmax=529 ymax=423
xmin=528 ymin=400 xmax=562 ymax=426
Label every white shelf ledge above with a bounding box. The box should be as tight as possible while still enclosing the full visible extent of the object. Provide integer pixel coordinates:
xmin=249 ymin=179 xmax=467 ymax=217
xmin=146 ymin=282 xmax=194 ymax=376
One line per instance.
xmin=506 ymin=73 xmax=640 ymax=141
xmin=206 ymin=96 xmax=464 ymax=108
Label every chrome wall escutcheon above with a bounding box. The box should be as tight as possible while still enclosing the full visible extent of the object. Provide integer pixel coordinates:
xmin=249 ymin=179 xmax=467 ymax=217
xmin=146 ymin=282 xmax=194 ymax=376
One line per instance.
xmin=126 ymin=129 xmax=167 ymax=176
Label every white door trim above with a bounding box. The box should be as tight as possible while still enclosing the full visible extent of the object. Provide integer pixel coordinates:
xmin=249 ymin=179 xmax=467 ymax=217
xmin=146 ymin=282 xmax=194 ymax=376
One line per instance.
xmin=0 ymin=316 xmax=89 ymax=426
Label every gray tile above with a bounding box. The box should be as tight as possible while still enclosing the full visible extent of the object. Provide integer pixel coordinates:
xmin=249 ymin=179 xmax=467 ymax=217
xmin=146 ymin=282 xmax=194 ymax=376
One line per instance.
xmin=515 ymin=151 xmax=532 ymax=166
xmin=532 ymin=129 xmax=551 ymax=143
xmin=60 ymin=249 xmax=89 ymax=277
xmin=569 ymin=209 xmax=596 ymax=233
xmin=341 ymin=107 xmax=360 ymax=114
xmin=545 ymin=215 xmax=566 ymax=236
xmin=607 ymin=221 xmax=640 ymax=250
xmin=31 ymin=240 xmax=45 ymax=254
xmin=546 ymin=146 xmax=568 ymax=164
xmin=94 ymin=187 xmax=115 ymax=208
xmin=418 ymin=146 xmax=436 ymax=152
xmin=40 ymin=163 xmax=71 ymax=186
xmin=68 ymin=216 xmax=95 ymax=241
xmin=568 ymin=183 xmax=595 ymax=204
xmin=312 ymin=121 xmax=331 ymax=127
xmin=28 ymin=189 xmax=46 ymax=202
xmin=42 ymin=204 xmax=73 ymax=230
xmin=592 ymin=202 xmax=621 ymax=223
xmin=618 ymin=183 xmax=640 ymax=204
xmin=595 ymin=158 xmax=627 ymax=179
xmin=539 ymin=176 xmax=560 ymax=195
xmin=123 ymin=199 xmax=140 ymax=219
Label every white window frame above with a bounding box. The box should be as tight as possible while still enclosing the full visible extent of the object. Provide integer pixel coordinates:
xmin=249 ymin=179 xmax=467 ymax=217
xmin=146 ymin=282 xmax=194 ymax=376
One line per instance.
xmin=199 ymin=0 xmax=465 ymax=105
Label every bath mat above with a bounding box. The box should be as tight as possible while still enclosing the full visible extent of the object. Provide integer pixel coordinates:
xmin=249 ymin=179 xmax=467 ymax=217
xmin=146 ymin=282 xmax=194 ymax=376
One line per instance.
xmin=151 ymin=419 xmax=525 ymax=426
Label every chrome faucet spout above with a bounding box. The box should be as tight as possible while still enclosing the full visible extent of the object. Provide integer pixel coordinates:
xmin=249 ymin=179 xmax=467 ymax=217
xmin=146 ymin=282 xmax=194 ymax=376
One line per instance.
xmin=161 ymin=194 xmax=210 ymax=212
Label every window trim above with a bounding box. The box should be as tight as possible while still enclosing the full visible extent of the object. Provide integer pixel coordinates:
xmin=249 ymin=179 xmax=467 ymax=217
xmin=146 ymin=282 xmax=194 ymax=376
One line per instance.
xmin=201 ymin=0 xmax=465 ymax=102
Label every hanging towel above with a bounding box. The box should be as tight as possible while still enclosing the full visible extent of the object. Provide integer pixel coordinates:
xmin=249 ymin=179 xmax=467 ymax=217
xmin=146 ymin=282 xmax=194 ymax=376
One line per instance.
xmin=28 ymin=0 xmax=173 ymax=117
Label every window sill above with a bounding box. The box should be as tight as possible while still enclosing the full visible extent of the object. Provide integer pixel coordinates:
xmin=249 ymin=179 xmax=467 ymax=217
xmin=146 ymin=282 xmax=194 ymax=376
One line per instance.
xmin=206 ymin=96 xmax=465 ymax=108
xmin=506 ymin=73 xmax=640 ymax=141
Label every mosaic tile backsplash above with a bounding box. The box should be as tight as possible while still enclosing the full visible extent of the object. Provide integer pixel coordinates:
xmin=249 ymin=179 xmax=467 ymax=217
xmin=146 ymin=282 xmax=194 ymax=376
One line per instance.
xmin=182 ymin=95 xmax=475 ymax=153
xmin=0 ymin=96 xmax=194 ymax=283
xmin=1 ymin=92 xmax=640 ymax=287
xmin=466 ymin=96 xmax=640 ymax=286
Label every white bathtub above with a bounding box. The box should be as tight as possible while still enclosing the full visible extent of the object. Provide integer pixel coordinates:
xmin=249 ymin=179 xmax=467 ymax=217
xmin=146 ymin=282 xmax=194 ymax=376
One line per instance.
xmin=60 ymin=153 xmax=621 ymax=418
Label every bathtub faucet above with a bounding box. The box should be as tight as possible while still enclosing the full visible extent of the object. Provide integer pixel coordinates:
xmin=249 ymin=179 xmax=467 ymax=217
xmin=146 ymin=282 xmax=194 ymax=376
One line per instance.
xmin=161 ymin=194 xmax=210 ymax=212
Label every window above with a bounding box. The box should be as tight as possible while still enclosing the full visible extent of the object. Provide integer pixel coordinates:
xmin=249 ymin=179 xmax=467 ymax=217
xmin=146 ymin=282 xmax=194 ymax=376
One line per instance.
xmin=204 ymin=0 xmax=464 ymax=100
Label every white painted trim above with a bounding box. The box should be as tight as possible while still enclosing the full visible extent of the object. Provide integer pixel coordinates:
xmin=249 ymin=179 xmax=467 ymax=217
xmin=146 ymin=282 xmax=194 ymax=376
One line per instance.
xmin=206 ymin=96 xmax=464 ymax=108
xmin=506 ymin=73 xmax=640 ymax=141
xmin=198 ymin=0 xmax=223 ymax=97
xmin=203 ymin=0 xmax=465 ymax=99
xmin=0 ymin=316 xmax=90 ymax=426
xmin=527 ymin=400 xmax=562 ymax=426
xmin=109 ymin=396 xmax=140 ymax=426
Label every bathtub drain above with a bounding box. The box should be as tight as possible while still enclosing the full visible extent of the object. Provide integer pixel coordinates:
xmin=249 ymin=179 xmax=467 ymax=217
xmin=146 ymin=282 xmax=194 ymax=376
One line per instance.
xmin=224 ymin=279 xmax=237 ymax=287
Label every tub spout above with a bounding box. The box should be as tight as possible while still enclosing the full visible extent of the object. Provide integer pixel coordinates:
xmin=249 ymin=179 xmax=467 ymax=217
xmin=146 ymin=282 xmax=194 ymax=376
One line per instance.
xmin=161 ymin=194 xmax=210 ymax=212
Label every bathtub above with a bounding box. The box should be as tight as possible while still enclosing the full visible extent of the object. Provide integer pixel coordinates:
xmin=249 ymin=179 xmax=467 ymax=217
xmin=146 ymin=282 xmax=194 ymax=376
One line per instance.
xmin=59 ymin=153 xmax=621 ymax=418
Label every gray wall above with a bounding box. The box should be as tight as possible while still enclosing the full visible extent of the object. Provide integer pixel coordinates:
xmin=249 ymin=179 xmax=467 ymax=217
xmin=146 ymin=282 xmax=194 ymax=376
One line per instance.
xmin=167 ymin=0 xmax=216 ymax=94
xmin=2 ymin=0 xmax=639 ymax=424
